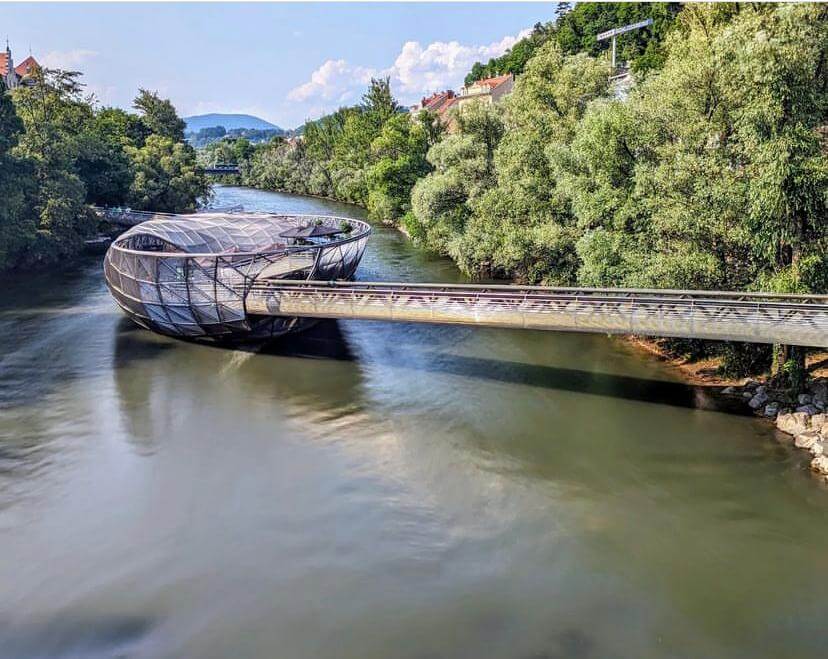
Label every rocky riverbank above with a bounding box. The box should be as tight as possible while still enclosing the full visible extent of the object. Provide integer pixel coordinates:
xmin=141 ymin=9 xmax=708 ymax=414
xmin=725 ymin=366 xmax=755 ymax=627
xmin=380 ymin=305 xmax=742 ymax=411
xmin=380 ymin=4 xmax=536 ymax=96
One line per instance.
xmin=628 ymin=337 xmax=828 ymax=482
xmin=720 ymin=379 xmax=828 ymax=481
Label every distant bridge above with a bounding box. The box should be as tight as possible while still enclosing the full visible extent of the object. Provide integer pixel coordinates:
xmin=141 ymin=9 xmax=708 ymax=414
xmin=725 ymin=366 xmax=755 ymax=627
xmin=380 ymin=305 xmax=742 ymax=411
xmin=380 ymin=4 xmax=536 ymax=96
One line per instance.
xmin=204 ymin=164 xmax=240 ymax=175
xmin=244 ymin=279 xmax=828 ymax=348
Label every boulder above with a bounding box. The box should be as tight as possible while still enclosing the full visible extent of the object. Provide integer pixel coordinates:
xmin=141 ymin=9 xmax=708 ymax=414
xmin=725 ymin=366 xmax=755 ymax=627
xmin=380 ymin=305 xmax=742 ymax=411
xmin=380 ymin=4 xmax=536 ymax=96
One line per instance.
xmin=809 ymin=414 xmax=827 ymax=431
xmin=797 ymin=404 xmax=820 ymax=415
xmin=795 ymin=431 xmax=821 ymax=449
xmin=810 ymin=441 xmax=825 ymax=457
xmin=777 ymin=412 xmax=811 ymax=436
xmin=815 ymin=400 xmax=826 ymax=411
xmin=798 ymin=393 xmax=814 ymax=406
xmin=749 ymin=392 xmax=769 ymax=409
xmin=721 ymin=386 xmax=737 ymax=395
xmin=810 ymin=455 xmax=828 ymax=475
xmin=742 ymin=391 xmax=754 ymax=399
xmin=764 ymin=403 xmax=780 ymax=418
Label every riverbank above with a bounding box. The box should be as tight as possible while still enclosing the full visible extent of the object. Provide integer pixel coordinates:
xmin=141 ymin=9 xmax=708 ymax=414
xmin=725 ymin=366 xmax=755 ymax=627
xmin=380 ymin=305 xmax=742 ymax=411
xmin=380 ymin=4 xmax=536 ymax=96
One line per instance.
xmin=629 ymin=335 xmax=828 ymax=481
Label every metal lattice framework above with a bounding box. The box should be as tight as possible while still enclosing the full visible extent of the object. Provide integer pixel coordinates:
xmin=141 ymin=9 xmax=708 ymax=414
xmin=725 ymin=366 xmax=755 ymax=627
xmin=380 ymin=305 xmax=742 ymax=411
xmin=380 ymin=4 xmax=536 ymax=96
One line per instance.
xmin=244 ymin=280 xmax=828 ymax=348
xmin=103 ymin=212 xmax=370 ymax=339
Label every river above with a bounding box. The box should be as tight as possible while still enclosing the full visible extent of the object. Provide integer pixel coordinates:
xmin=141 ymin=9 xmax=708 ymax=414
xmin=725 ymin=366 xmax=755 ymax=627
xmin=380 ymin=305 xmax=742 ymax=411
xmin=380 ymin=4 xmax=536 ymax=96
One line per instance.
xmin=1 ymin=185 xmax=827 ymax=659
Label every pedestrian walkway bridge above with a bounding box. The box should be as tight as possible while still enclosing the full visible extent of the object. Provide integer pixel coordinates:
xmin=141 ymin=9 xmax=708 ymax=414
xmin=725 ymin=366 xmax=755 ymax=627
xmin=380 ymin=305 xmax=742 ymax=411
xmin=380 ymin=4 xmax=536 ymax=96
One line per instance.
xmin=244 ymin=279 xmax=828 ymax=348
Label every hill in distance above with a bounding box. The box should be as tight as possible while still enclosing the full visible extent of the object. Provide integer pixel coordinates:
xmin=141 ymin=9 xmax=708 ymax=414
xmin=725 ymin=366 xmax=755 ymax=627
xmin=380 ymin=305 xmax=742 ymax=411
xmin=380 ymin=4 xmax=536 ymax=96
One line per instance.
xmin=184 ymin=113 xmax=281 ymax=133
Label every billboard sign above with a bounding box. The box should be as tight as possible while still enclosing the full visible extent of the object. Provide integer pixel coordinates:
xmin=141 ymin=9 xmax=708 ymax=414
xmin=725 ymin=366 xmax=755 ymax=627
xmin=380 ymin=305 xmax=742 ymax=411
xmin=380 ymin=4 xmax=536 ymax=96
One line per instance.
xmin=597 ymin=18 xmax=654 ymax=41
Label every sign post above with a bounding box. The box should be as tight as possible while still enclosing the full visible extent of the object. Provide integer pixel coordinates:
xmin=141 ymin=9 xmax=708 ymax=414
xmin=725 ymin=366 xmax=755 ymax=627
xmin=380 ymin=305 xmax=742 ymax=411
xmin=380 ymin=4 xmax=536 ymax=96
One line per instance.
xmin=596 ymin=18 xmax=654 ymax=70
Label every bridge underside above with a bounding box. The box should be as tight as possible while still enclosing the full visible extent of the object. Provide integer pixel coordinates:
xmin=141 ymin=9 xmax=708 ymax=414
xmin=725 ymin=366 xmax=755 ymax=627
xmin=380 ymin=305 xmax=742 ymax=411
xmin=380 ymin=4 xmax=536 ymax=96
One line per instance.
xmin=245 ymin=280 xmax=828 ymax=348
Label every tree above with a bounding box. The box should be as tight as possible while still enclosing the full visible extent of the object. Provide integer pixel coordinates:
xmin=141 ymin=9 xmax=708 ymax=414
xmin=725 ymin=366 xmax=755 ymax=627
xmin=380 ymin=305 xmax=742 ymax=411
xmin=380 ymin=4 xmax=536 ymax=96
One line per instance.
xmin=133 ymin=89 xmax=186 ymax=141
xmin=464 ymin=2 xmax=681 ymax=85
xmin=409 ymin=102 xmax=504 ymax=258
xmin=127 ymin=135 xmax=211 ymax=212
xmin=94 ymin=107 xmax=150 ymax=148
xmin=10 ymin=67 xmax=95 ymax=264
xmin=563 ymin=3 xmax=827 ymax=380
xmin=459 ymin=44 xmax=610 ymax=283
xmin=366 ymin=111 xmax=440 ymax=224
xmin=0 ymin=78 xmax=36 ymax=269
xmin=362 ymin=77 xmax=399 ymax=128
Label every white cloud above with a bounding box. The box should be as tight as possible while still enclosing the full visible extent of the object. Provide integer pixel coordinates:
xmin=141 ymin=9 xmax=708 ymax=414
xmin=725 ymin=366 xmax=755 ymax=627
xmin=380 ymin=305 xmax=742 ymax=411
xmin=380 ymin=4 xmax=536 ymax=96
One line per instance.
xmin=390 ymin=29 xmax=531 ymax=98
xmin=39 ymin=49 xmax=98 ymax=70
xmin=287 ymin=28 xmax=531 ymax=112
xmin=287 ymin=58 xmax=376 ymax=104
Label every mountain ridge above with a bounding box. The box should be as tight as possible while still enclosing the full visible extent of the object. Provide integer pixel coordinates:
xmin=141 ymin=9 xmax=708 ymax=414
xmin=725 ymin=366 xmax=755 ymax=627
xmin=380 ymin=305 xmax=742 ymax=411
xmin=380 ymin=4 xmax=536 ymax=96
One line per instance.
xmin=184 ymin=113 xmax=281 ymax=132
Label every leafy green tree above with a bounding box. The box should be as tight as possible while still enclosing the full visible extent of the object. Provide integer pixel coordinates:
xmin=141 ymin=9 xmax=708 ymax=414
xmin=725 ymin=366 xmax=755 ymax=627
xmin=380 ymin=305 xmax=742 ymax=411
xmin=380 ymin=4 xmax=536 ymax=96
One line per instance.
xmin=460 ymin=44 xmax=610 ymax=283
xmin=566 ymin=3 xmax=827 ymax=380
xmin=133 ymin=89 xmax=186 ymax=141
xmin=73 ymin=128 xmax=133 ymax=206
xmin=409 ymin=102 xmax=504 ymax=256
xmin=0 ymin=78 xmax=36 ymax=268
xmin=127 ymin=135 xmax=211 ymax=212
xmin=362 ymin=77 xmax=400 ymax=128
xmin=127 ymin=89 xmax=208 ymax=212
xmin=244 ymin=138 xmax=318 ymax=196
xmin=465 ymin=3 xmax=680 ymax=85
xmin=0 ymin=78 xmax=23 ymax=153
xmin=232 ymin=138 xmax=254 ymax=163
xmin=366 ymin=111 xmax=441 ymax=224
xmin=198 ymin=139 xmax=237 ymax=167
xmin=11 ymin=67 xmax=95 ymax=264
xmin=94 ymin=107 xmax=150 ymax=148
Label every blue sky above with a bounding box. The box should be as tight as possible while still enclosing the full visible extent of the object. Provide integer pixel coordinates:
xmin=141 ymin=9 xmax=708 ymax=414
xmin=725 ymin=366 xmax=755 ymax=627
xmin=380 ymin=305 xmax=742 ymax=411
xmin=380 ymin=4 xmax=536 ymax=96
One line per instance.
xmin=4 ymin=2 xmax=554 ymax=128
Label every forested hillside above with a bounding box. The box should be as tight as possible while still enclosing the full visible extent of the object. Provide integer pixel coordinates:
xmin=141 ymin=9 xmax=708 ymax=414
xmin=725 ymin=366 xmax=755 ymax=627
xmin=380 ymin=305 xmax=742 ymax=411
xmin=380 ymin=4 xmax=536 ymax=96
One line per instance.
xmin=465 ymin=1 xmax=681 ymax=85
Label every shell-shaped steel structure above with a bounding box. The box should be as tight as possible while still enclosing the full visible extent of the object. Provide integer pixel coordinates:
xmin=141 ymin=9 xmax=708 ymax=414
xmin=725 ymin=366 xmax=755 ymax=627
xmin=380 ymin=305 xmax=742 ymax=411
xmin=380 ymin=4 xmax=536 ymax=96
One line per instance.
xmin=103 ymin=211 xmax=370 ymax=340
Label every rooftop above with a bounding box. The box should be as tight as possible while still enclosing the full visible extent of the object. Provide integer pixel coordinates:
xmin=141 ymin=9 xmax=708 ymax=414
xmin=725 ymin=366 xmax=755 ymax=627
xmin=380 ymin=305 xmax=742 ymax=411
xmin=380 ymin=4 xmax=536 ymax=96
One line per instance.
xmin=14 ymin=56 xmax=38 ymax=77
xmin=462 ymin=73 xmax=514 ymax=94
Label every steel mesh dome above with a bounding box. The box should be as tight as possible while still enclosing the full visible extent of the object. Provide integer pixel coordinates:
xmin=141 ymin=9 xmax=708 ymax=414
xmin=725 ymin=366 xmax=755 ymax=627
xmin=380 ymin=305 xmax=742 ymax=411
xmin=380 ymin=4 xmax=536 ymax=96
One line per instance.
xmin=104 ymin=212 xmax=370 ymax=340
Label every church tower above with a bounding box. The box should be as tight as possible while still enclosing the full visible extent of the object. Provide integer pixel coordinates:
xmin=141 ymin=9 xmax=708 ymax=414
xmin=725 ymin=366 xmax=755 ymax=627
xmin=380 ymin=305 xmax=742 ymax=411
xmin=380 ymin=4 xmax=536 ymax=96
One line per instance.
xmin=3 ymin=40 xmax=16 ymax=89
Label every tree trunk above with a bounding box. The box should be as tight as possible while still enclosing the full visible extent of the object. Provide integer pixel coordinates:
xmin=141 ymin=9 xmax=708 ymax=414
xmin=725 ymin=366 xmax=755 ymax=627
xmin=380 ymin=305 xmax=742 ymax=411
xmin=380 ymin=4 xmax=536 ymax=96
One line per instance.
xmin=770 ymin=213 xmax=808 ymax=392
xmin=771 ymin=344 xmax=807 ymax=392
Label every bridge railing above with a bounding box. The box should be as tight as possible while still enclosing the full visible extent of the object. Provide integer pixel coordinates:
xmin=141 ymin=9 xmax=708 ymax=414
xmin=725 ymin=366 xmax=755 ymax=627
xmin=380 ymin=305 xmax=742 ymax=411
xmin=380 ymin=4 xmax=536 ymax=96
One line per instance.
xmin=243 ymin=280 xmax=828 ymax=348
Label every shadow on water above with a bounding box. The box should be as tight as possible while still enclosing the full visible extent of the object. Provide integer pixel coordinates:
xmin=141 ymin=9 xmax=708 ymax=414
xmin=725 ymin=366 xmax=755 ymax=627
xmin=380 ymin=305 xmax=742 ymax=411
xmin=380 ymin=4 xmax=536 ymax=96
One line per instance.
xmin=0 ymin=615 xmax=154 ymax=659
xmin=112 ymin=316 xmax=746 ymax=414
xmin=243 ymin=320 xmax=744 ymax=414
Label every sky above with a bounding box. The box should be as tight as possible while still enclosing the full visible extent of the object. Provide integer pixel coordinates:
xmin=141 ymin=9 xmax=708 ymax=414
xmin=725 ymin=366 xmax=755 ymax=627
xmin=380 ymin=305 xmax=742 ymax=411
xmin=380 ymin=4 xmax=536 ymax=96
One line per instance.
xmin=3 ymin=2 xmax=554 ymax=129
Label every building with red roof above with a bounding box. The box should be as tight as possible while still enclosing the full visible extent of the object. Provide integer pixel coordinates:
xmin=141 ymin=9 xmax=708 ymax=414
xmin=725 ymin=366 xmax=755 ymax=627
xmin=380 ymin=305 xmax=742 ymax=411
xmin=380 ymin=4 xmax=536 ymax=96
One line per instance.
xmin=409 ymin=73 xmax=514 ymax=133
xmin=1 ymin=43 xmax=39 ymax=89
xmin=456 ymin=73 xmax=514 ymax=110
xmin=410 ymin=90 xmax=456 ymax=115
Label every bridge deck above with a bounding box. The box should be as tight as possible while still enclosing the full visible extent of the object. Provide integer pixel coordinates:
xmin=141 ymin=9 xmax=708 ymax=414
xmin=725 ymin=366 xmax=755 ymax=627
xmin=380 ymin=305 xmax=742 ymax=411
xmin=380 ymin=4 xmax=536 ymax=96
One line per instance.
xmin=245 ymin=280 xmax=828 ymax=347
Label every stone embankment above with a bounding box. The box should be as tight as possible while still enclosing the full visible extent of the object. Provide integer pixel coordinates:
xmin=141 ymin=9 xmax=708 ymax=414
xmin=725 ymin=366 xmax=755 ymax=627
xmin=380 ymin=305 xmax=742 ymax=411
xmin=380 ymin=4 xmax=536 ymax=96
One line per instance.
xmin=722 ymin=379 xmax=828 ymax=481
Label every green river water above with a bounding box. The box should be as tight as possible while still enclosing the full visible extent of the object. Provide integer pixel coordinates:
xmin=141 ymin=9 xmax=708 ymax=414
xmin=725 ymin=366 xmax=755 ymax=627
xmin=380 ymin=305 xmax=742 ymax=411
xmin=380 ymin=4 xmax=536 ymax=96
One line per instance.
xmin=1 ymin=185 xmax=826 ymax=659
